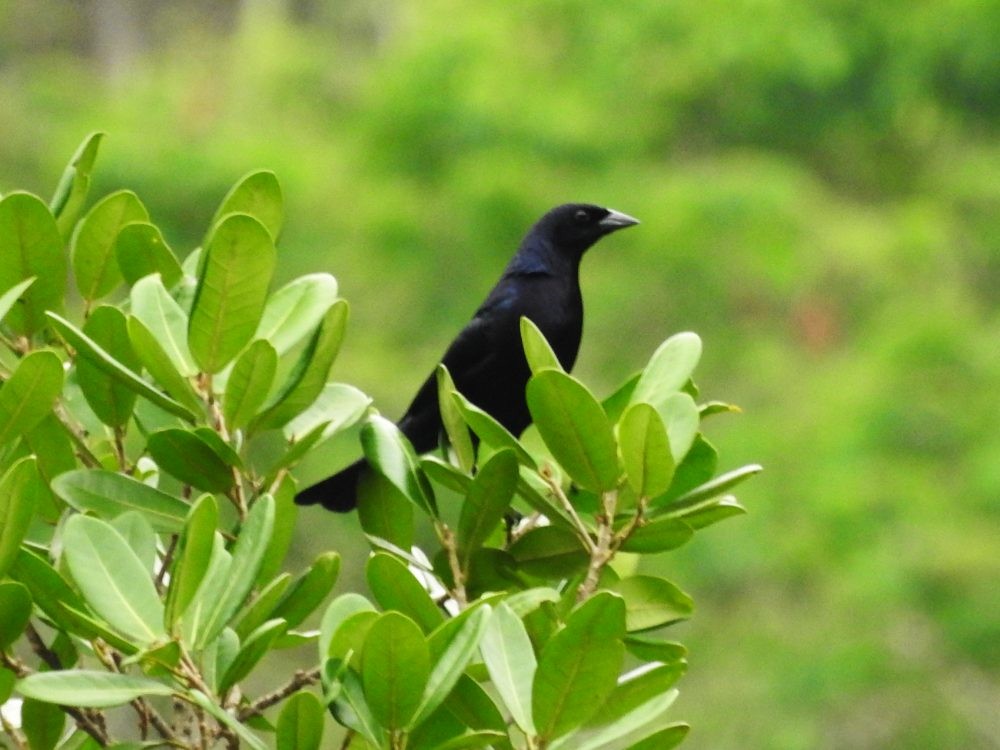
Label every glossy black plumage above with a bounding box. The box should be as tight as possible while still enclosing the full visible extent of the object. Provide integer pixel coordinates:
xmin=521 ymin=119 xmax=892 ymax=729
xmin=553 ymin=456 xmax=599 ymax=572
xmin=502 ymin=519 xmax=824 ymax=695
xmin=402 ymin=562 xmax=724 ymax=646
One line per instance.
xmin=296 ymin=203 xmax=638 ymax=511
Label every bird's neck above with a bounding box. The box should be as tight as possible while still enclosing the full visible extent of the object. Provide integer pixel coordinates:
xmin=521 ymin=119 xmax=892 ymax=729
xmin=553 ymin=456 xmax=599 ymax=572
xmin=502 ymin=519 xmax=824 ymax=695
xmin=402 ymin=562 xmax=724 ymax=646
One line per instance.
xmin=503 ymin=238 xmax=581 ymax=279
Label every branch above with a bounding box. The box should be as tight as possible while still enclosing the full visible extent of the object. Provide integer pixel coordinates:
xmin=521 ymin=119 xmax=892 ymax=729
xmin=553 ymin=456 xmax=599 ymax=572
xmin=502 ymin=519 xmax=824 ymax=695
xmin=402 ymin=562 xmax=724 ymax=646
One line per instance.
xmin=577 ymin=490 xmax=618 ymax=602
xmin=236 ymin=668 xmax=321 ymax=721
xmin=435 ymin=522 xmax=468 ymax=609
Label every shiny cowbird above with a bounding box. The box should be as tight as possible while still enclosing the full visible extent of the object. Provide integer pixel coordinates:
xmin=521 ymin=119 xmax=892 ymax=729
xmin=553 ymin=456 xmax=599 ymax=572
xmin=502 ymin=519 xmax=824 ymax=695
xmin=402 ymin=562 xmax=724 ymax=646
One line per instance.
xmin=296 ymin=203 xmax=639 ymax=511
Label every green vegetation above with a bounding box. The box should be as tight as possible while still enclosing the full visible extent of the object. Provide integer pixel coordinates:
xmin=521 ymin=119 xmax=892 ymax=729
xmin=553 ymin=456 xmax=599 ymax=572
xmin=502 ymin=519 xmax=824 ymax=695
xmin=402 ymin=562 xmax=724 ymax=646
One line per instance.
xmin=0 ymin=148 xmax=755 ymax=748
xmin=1 ymin=2 xmax=998 ymax=748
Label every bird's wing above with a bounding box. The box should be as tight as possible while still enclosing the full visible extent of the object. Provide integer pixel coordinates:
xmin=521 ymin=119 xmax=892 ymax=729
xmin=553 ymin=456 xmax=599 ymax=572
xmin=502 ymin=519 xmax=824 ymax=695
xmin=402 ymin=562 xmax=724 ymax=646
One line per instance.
xmin=397 ymin=290 xmax=516 ymax=451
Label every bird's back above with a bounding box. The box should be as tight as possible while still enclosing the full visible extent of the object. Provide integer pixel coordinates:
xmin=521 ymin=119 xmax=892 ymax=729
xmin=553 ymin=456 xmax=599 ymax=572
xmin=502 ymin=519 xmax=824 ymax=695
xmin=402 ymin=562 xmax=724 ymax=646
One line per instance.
xmin=399 ymin=270 xmax=582 ymax=453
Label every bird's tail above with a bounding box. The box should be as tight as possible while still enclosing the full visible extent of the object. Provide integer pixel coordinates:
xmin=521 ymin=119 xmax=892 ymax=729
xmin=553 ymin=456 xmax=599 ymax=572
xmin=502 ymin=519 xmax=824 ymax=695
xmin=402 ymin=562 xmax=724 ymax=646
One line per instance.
xmin=294 ymin=459 xmax=364 ymax=512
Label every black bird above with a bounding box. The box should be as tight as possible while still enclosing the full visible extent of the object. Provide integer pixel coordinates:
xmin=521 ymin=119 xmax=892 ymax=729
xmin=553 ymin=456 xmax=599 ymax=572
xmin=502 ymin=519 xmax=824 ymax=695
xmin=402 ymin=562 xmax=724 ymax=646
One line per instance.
xmin=296 ymin=203 xmax=639 ymax=511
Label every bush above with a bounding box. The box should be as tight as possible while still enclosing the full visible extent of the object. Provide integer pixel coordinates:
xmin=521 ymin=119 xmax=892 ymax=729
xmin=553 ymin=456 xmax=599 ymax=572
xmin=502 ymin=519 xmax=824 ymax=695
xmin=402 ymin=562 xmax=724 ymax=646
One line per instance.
xmin=0 ymin=134 xmax=759 ymax=749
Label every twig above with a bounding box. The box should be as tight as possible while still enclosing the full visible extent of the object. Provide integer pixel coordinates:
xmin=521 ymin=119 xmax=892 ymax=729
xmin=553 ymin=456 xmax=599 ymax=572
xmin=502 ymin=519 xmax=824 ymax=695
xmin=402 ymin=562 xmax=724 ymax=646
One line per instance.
xmin=24 ymin=623 xmax=61 ymax=670
xmin=508 ymin=511 xmax=542 ymax=544
xmin=435 ymin=522 xmax=468 ymax=609
xmin=113 ymin=425 xmax=128 ymax=472
xmin=236 ymin=668 xmax=321 ymax=721
xmin=96 ymin=644 xmax=181 ymax=746
xmin=52 ymin=403 xmax=102 ymax=468
xmin=156 ymin=535 xmax=179 ymax=593
xmin=577 ymin=490 xmax=618 ymax=602
xmin=5 ymin=639 xmax=111 ymax=746
xmin=0 ymin=706 xmax=28 ymax=750
xmin=541 ymin=470 xmax=596 ymax=553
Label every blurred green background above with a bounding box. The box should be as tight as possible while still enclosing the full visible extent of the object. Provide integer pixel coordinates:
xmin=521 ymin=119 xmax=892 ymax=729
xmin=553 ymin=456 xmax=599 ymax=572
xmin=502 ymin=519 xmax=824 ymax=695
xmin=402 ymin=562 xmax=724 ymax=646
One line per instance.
xmin=2 ymin=1 xmax=998 ymax=747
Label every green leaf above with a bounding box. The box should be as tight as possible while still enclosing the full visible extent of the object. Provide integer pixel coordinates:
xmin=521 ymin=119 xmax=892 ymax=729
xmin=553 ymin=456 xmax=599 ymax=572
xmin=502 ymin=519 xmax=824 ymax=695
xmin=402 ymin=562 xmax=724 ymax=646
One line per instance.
xmin=16 ymin=670 xmax=173 ymax=708
xmin=115 ymin=222 xmax=183 ymax=288
xmin=629 ymin=333 xmax=702 ymax=407
xmin=0 ymin=668 xmax=13 ymax=704
xmin=192 ymin=495 xmax=276 ymax=648
xmin=362 ymin=611 xmax=430 ymax=730
xmin=627 ymin=723 xmax=690 ymax=750
xmin=319 ymin=593 xmax=377 ymax=660
xmin=284 ymin=382 xmax=371 ymax=442
xmin=659 ymin=464 xmax=763 ymax=513
xmin=126 ymin=315 xmax=204 ymax=416
xmin=233 ymin=573 xmax=292 ymax=640
xmin=130 ymin=273 xmax=197 ymax=376
xmin=77 ymin=305 xmax=140 ymax=427
xmin=480 ymin=602 xmax=536 ymax=734
xmin=658 ymin=393 xmax=700 ymax=464
xmin=357 ymin=471 xmax=415 ymax=550
xmin=554 ymin=682 xmax=681 ymax=750
xmin=510 ymin=525 xmax=590 ymax=578
xmin=504 ymin=587 xmax=562 ymax=617
xmin=619 ymin=517 xmax=694 ymax=553
xmin=527 ymin=370 xmax=620 ymax=493
xmin=327 ymin=610 xmax=379 ymax=667
xmin=254 ymin=273 xmax=339 ymax=355
xmin=220 ymin=618 xmax=288 ymax=694
xmin=441 ymin=674 xmax=507 ymax=737
xmin=0 ymin=580 xmax=31 ymax=650
xmin=111 ymin=511 xmax=157 ymax=572
xmin=204 ymin=627 xmax=240 ymax=691
xmin=652 ymin=435 xmax=718 ymax=507
xmin=618 ymin=403 xmax=674 ymax=498
xmin=436 ymin=365 xmax=475 ymax=472
xmin=520 ymin=316 xmax=563 ymax=373
xmin=71 ymin=190 xmax=149 ymax=301
xmin=50 ymin=131 xmax=104 ymax=234
xmin=53 ymin=469 xmax=190 ymax=533
xmin=0 ymin=457 xmax=41 ymax=577
xmin=165 ymin=494 xmax=218 ymax=628
xmin=223 ymin=339 xmax=277 ymax=430
xmin=270 ymin=551 xmax=340 ymax=630
xmin=622 ymin=637 xmax=687 ymax=664
xmin=452 ymin=391 xmax=535 ymax=466
xmin=410 ymin=604 xmax=492 ymax=728
xmin=209 ymin=170 xmax=284 ymax=242
xmin=326 ymin=661 xmax=382 ymax=746
xmin=0 ymin=350 xmax=64 ymax=447
xmin=276 ymin=690 xmax=324 ymax=750
xmin=0 ymin=192 xmax=66 ymax=334
xmin=146 ymin=428 xmax=235 ymax=492
xmin=457 ymin=449 xmax=518 ymax=565
xmin=48 ymin=311 xmax=196 ymax=422
xmin=366 ymin=552 xmax=445 ymax=634
xmin=420 ymin=455 xmax=472 ymax=495
xmin=611 ymin=576 xmax=693 ymax=632
xmin=189 ymin=689 xmax=269 ymax=750
xmin=62 ymin=514 xmax=166 ymax=644
xmin=252 ymin=300 xmax=348 ymax=431
xmin=22 ymin=697 xmax=65 ymax=750
xmin=258 ymin=474 xmax=298 ymax=584
xmin=24 ymin=414 xmax=76 ymax=522
xmin=427 ymin=731 xmax=508 ymax=750
xmin=533 ymin=592 xmax=626 ymax=740
xmin=189 ymin=213 xmax=276 ymax=373
xmin=7 ymin=548 xmax=95 ymax=639
xmin=361 ymin=414 xmax=437 ymax=517
xmin=0 ymin=277 xmax=36 ymax=326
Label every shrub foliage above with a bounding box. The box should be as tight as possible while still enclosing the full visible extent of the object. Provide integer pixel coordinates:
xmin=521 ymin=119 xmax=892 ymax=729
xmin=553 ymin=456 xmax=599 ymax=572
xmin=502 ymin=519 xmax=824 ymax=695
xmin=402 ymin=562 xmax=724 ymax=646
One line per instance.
xmin=0 ymin=135 xmax=758 ymax=750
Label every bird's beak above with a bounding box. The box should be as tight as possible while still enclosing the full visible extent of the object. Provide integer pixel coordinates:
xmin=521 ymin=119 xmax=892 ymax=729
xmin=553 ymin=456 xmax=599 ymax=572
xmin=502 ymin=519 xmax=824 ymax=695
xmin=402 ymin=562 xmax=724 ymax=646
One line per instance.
xmin=599 ymin=209 xmax=640 ymax=231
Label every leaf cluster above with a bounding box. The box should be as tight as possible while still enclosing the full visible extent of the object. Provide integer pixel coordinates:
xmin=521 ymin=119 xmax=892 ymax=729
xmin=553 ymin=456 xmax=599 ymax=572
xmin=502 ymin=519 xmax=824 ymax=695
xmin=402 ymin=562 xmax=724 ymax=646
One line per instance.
xmin=0 ymin=136 xmax=758 ymax=750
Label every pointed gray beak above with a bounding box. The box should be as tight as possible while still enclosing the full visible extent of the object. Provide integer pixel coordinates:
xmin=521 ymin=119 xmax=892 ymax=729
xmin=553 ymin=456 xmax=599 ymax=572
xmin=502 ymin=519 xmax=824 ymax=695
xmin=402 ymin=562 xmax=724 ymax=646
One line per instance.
xmin=599 ymin=208 xmax=640 ymax=230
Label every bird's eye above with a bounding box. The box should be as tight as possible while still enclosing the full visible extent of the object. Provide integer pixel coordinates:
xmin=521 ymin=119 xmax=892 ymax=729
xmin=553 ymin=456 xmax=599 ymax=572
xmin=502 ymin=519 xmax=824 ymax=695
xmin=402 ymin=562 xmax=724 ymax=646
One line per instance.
xmin=574 ymin=209 xmax=589 ymax=223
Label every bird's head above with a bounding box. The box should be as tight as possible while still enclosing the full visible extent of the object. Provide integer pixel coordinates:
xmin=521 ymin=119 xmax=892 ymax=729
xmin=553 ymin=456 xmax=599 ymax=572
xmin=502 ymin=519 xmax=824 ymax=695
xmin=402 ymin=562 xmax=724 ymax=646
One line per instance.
xmin=538 ymin=203 xmax=640 ymax=255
